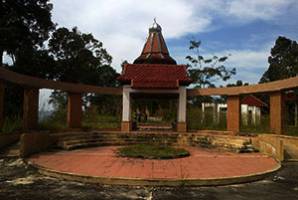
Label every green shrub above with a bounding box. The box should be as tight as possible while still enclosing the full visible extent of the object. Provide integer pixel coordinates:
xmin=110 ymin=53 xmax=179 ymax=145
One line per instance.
xmin=82 ymin=106 xmax=121 ymax=130
xmin=187 ymin=106 xmax=226 ymax=131
xmin=240 ymin=114 xmax=270 ymax=134
xmin=39 ymin=108 xmax=67 ymax=131
xmin=1 ymin=116 xmax=22 ymax=134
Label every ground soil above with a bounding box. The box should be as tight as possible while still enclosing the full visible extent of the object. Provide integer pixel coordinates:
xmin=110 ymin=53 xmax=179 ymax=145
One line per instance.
xmin=0 ymin=158 xmax=298 ymax=200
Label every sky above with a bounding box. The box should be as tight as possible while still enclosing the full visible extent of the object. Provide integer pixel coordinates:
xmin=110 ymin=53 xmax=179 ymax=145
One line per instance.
xmin=50 ymin=0 xmax=298 ymax=85
xmin=3 ymin=0 xmax=298 ymax=110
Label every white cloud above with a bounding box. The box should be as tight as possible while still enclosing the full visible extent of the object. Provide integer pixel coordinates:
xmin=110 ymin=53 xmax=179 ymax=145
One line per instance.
xmin=225 ymin=49 xmax=269 ymax=69
xmin=51 ymin=0 xmax=213 ymax=71
xmin=50 ymin=0 xmax=295 ymax=72
xmin=175 ymin=45 xmax=272 ymax=85
xmin=213 ymin=47 xmax=272 ymax=84
xmin=226 ymin=0 xmax=294 ymax=21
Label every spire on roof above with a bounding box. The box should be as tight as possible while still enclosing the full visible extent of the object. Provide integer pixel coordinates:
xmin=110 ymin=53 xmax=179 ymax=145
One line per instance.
xmin=133 ymin=19 xmax=177 ymax=65
xmin=149 ymin=18 xmax=162 ymax=32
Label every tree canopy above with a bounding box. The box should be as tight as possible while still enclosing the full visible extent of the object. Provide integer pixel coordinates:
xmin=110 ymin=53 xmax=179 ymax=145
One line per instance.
xmin=0 ymin=0 xmax=55 ymax=66
xmin=48 ymin=27 xmax=117 ymax=86
xmin=1 ymin=1 xmax=119 ymax=117
xmin=260 ymin=36 xmax=298 ymax=83
xmin=186 ymin=40 xmax=236 ymax=88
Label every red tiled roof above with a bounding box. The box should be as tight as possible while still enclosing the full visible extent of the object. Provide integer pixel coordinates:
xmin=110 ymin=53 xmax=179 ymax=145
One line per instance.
xmin=117 ymin=64 xmax=192 ymax=89
xmin=133 ymin=21 xmax=176 ymax=65
xmin=241 ymin=95 xmax=267 ymax=107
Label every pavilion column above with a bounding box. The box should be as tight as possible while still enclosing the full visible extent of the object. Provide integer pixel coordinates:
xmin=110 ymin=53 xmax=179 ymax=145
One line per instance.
xmin=0 ymin=81 xmax=4 ymax=128
xmin=121 ymin=86 xmax=132 ymax=132
xmin=227 ymin=95 xmax=240 ymax=135
xmin=67 ymin=92 xmax=82 ymax=128
xmin=270 ymin=91 xmax=285 ymax=134
xmin=177 ymin=86 xmax=187 ymax=132
xmin=23 ymin=88 xmax=39 ymax=130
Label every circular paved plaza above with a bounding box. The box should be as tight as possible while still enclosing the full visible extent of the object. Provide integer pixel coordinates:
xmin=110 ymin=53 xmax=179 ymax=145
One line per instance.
xmin=28 ymin=146 xmax=279 ymax=186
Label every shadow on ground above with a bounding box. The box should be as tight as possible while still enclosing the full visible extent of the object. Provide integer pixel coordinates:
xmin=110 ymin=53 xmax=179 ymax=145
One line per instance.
xmin=0 ymin=158 xmax=297 ymax=200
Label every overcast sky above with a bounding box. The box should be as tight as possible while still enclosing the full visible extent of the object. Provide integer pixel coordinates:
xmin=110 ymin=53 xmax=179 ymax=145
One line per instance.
xmin=50 ymin=0 xmax=298 ymax=85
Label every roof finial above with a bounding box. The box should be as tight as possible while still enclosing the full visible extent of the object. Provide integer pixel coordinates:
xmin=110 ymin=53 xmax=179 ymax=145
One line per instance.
xmin=150 ymin=17 xmax=161 ymax=32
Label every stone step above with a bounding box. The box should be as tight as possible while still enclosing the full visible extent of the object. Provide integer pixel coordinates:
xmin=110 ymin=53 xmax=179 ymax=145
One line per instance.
xmin=54 ymin=131 xmax=181 ymax=150
xmin=57 ymin=135 xmax=178 ymax=150
xmin=52 ymin=132 xmax=117 ymax=139
xmin=60 ymin=137 xmax=177 ymax=147
xmin=64 ymin=141 xmax=138 ymax=150
xmin=58 ymin=134 xmax=178 ymax=143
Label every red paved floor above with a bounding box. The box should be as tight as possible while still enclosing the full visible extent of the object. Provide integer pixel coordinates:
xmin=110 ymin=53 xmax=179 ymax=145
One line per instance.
xmin=29 ymin=146 xmax=279 ymax=180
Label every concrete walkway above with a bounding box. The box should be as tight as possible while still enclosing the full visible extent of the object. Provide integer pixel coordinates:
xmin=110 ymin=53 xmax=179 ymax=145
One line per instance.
xmin=29 ymin=146 xmax=279 ymax=182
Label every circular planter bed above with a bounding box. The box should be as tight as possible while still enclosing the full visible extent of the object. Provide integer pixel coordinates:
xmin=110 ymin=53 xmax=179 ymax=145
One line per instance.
xmin=117 ymin=144 xmax=190 ymax=159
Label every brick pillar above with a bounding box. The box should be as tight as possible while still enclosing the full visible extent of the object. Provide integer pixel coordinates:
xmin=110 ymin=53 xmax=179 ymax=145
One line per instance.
xmin=270 ymin=91 xmax=284 ymax=134
xmin=67 ymin=92 xmax=82 ymax=128
xmin=227 ymin=95 xmax=240 ymax=135
xmin=23 ymin=88 xmax=39 ymax=130
xmin=0 ymin=81 xmax=4 ymax=128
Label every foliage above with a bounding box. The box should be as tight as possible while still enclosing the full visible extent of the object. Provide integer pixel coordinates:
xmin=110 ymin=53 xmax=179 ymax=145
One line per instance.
xmin=260 ymin=36 xmax=298 ymax=83
xmin=285 ymin=126 xmax=298 ymax=136
xmin=1 ymin=0 xmax=55 ymax=118
xmin=118 ymin=144 xmax=190 ymax=159
xmin=39 ymin=108 xmax=67 ymax=132
xmin=48 ymin=27 xmax=119 ymax=111
xmin=240 ymin=113 xmax=270 ymax=134
xmin=226 ymin=80 xmax=249 ymax=87
xmin=0 ymin=116 xmax=22 ymax=134
xmin=0 ymin=0 xmax=55 ymax=66
xmin=132 ymin=98 xmax=177 ymax=123
xmin=48 ymin=27 xmax=117 ymax=85
xmin=82 ymin=106 xmax=121 ymax=130
xmin=187 ymin=105 xmax=227 ymax=131
xmin=186 ymin=40 xmax=236 ymax=88
xmin=3 ymin=83 xmax=23 ymax=116
xmin=87 ymin=95 xmax=122 ymax=116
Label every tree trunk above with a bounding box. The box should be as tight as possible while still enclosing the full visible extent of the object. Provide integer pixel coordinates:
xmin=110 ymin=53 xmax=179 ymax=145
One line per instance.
xmin=0 ymin=49 xmax=3 ymax=66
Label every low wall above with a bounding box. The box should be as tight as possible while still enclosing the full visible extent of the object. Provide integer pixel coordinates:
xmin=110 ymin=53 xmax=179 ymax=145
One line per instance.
xmin=0 ymin=134 xmax=20 ymax=150
xmin=20 ymin=132 xmax=53 ymax=158
xmin=178 ymin=133 xmax=251 ymax=152
xmin=253 ymin=134 xmax=284 ymax=162
xmin=54 ymin=131 xmax=251 ymax=152
xmin=274 ymin=135 xmax=298 ymax=160
xmin=252 ymin=134 xmax=298 ymax=162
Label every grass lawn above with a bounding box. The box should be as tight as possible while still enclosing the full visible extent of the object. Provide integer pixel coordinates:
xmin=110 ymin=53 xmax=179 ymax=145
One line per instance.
xmin=118 ymin=144 xmax=190 ymax=159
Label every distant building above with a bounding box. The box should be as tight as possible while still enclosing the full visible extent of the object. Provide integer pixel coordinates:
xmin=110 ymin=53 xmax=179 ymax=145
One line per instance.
xmin=201 ymin=95 xmax=267 ymax=126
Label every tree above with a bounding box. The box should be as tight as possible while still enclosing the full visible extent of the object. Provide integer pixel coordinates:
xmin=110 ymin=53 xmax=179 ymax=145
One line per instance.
xmin=0 ymin=0 xmax=55 ymax=66
xmin=186 ymin=40 xmax=236 ymax=88
xmin=0 ymin=0 xmax=55 ymax=117
xmin=48 ymin=27 xmax=119 ymax=110
xmin=260 ymin=36 xmax=298 ymax=83
xmin=48 ymin=27 xmax=116 ymax=85
xmin=226 ymin=80 xmax=249 ymax=87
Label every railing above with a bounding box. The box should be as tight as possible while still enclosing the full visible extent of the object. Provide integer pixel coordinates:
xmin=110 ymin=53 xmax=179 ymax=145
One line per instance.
xmin=0 ymin=66 xmax=297 ymax=134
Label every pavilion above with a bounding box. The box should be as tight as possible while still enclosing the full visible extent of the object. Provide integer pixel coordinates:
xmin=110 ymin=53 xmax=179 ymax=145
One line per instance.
xmin=117 ymin=21 xmax=192 ymax=132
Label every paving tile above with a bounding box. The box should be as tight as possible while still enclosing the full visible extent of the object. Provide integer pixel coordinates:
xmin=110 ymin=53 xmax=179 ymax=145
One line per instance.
xmin=29 ymin=146 xmax=279 ymax=180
